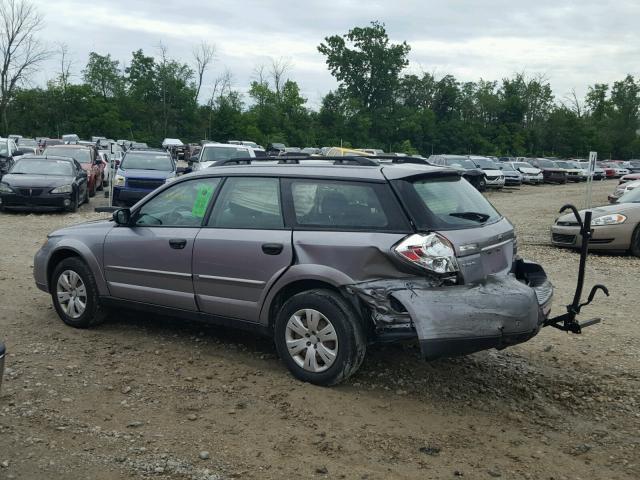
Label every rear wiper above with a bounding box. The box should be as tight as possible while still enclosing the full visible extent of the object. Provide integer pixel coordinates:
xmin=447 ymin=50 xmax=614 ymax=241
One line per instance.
xmin=449 ymin=211 xmax=491 ymax=223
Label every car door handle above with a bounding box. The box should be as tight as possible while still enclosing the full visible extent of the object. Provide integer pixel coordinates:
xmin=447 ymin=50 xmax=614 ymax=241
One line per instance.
xmin=262 ymin=243 xmax=283 ymax=255
xmin=169 ymin=238 xmax=187 ymax=250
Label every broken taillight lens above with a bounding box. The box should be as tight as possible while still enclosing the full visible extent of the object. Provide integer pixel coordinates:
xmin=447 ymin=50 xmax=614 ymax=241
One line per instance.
xmin=394 ymin=233 xmax=459 ymax=274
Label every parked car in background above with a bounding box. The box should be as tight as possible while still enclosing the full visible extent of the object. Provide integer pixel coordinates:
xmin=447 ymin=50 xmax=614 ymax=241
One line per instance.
xmin=0 ymin=156 xmax=89 ymax=211
xmin=8 ymin=134 xmax=22 ymax=142
xmin=0 ymin=137 xmax=25 ymax=179
xmin=43 ymin=144 xmax=104 ymax=197
xmin=17 ymin=138 xmax=40 ymax=154
xmin=130 ymin=142 xmax=149 ymax=150
xmin=34 ymin=159 xmax=557 ymax=385
xmin=42 ymin=138 xmax=63 ymax=149
xmin=112 ymin=150 xmax=177 ymax=206
xmin=529 ymin=158 xmax=568 ymax=184
xmin=301 ymin=147 xmax=322 ymax=155
xmin=497 ymin=162 xmax=522 ymax=186
xmin=608 ymin=180 xmax=640 ymax=203
xmin=360 ymin=148 xmax=385 ymax=155
xmin=555 ymin=160 xmax=586 ymax=182
xmin=600 ymin=162 xmax=630 ymax=178
xmin=428 ymin=154 xmax=488 ymax=191
xmin=191 ymin=143 xmax=255 ymax=171
xmin=619 ymin=173 xmax=640 ymax=185
xmin=626 ymin=160 xmax=640 ymax=173
xmin=62 ymin=134 xmax=80 ymax=144
xmin=509 ymin=161 xmax=543 ymax=184
xmin=267 ymin=143 xmax=286 ymax=155
xmin=553 ymin=186 xmax=640 ymax=255
xmin=469 ymin=156 xmax=505 ymax=189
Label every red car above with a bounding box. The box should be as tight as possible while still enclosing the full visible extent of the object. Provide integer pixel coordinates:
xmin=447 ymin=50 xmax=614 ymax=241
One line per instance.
xmin=43 ymin=144 xmax=104 ymax=197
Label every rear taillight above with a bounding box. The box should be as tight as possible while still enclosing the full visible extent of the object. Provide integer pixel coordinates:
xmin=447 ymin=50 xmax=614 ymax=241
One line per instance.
xmin=394 ymin=233 xmax=459 ymax=274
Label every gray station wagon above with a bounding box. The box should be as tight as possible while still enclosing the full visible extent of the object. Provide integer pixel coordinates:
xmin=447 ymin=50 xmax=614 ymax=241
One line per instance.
xmin=34 ymin=157 xmax=587 ymax=385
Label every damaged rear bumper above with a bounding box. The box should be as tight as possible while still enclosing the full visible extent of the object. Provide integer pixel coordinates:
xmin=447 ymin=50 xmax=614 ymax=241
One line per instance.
xmin=349 ymin=259 xmax=553 ymax=360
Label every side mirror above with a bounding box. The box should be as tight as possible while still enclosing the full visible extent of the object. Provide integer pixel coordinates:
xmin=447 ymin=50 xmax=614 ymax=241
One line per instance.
xmin=113 ymin=208 xmax=131 ymax=226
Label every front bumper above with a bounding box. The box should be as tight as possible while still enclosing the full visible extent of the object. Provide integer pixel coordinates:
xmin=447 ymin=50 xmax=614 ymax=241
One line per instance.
xmin=350 ymin=259 xmax=553 ymax=360
xmin=522 ymin=174 xmax=543 ymax=184
xmin=551 ymin=223 xmax=632 ymax=250
xmin=504 ymin=176 xmax=522 ymax=186
xmin=485 ymin=177 xmax=506 ymax=188
xmin=0 ymin=192 xmax=72 ymax=210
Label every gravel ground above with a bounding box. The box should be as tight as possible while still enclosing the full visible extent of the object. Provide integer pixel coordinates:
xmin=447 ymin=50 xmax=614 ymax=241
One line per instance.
xmin=0 ymin=180 xmax=638 ymax=479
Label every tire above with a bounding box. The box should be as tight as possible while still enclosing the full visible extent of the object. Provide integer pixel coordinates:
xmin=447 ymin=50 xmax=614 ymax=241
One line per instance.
xmin=50 ymin=257 xmax=107 ymax=328
xmin=274 ymin=289 xmax=366 ymax=386
xmin=477 ymin=179 xmax=486 ymax=192
xmin=630 ymin=225 xmax=640 ymax=257
xmin=66 ymin=192 xmax=78 ymax=213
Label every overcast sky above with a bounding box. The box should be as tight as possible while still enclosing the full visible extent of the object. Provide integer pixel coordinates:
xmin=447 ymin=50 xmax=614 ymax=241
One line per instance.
xmin=31 ymin=0 xmax=640 ymax=108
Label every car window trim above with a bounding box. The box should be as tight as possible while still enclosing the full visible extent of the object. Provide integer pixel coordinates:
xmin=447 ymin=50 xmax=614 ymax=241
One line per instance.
xmin=130 ymin=176 xmax=224 ymax=228
xmin=203 ymin=175 xmax=288 ymax=231
xmin=280 ymin=177 xmax=412 ymax=233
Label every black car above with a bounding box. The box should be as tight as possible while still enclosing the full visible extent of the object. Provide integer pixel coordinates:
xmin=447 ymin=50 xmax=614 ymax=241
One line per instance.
xmin=528 ymin=158 xmax=568 ymax=184
xmin=0 ymin=156 xmax=89 ymax=212
xmin=428 ymin=155 xmax=487 ymax=191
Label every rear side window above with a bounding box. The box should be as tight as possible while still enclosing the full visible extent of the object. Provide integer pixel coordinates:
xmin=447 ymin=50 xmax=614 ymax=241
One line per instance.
xmin=395 ymin=176 xmax=502 ymax=230
xmin=208 ymin=177 xmax=284 ymax=229
xmin=287 ymin=179 xmax=409 ymax=231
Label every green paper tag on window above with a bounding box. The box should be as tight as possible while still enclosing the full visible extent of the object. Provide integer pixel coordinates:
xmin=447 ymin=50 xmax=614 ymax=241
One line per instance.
xmin=192 ymin=184 xmax=215 ymax=218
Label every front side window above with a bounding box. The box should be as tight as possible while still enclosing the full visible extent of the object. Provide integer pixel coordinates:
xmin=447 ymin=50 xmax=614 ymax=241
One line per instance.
xmin=289 ymin=179 xmax=407 ymax=230
xmin=135 ymin=178 xmax=221 ymax=227
xmin=395 ymin=176 xmax=502 ymax=230
xmin=208 ymin=177 xmax=283 ymax=229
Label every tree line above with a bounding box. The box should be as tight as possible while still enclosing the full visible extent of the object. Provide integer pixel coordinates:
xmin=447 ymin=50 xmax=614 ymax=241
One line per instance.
xmin=2 ymin=10 xmax=639 ymax=158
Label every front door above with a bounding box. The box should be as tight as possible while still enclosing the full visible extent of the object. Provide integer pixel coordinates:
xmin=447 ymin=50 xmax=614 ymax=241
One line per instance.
xmin=103 ymin=177 xmax=221 ymax=310
xmin=193 ymin=177 xmax=293 ymax=322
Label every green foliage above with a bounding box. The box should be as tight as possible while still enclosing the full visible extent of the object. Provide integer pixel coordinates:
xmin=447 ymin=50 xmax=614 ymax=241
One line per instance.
xmin=5 ymin=23 xmax=640 ymax=159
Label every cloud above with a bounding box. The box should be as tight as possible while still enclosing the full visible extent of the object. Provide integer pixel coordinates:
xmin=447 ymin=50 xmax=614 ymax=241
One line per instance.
xmin=29 ymin=0 xmax=640 ymax=108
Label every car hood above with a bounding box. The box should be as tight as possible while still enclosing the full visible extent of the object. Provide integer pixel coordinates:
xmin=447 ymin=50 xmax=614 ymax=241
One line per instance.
xmin=517 ymin=167 xmax=541 ymax=174
xmin=557 ymin=203 xmax=640 ymax=222
xmin=2 ymin=174 xmax=73 ymax=188
xmin=119 ymin=168 xmax=175 ymax=179
xmin=48 ymin=218 xmax=113 ymax=237
xmin=482 ymin=169 xmax=502 ymax=175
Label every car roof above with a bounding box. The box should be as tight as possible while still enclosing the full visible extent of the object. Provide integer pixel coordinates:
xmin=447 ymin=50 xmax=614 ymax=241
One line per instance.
xmin=190 ymin=161 xmax=454 ymax=182
xmin=202 ymin=143 xmax=251 ymax=149
xmin=124 ymin=149 xmax=170 ymax=155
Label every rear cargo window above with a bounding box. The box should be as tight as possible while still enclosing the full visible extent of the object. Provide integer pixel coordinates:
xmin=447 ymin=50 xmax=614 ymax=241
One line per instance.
xmin=289 ymin=180 xmax=409 ymax=231
xmin=395 ymin=176 xmax=502 ymax=230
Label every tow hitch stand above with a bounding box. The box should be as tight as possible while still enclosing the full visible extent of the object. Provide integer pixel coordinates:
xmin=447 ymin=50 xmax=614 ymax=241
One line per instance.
xmin=544 ymin=204 xmax=609 ymax=333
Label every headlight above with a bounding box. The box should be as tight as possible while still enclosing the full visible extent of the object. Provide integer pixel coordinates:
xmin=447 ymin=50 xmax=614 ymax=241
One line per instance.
xmin=0 ymin=182 xmax=13 ymax=193
xmin=394 ymin=233 xmax=459 ymax=274
xmin=50 ymin=184 xmax=72 ymax=194
xmin=114 ymin=174 xmax=125 ymax=186
xmin=591 ymin=214 xmax=627 ymax=226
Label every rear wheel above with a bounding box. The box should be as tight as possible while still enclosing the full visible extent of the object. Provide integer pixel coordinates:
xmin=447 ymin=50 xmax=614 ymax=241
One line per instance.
xmin=51 ymin=257 xmax=107 ymax=328
xmin=630 ymin=225 xmax=640 ymax=257
xmin=274 ymin=289 xmax=366 ymax=386
xmin=477 ymin=178 xmax=486 ymax=191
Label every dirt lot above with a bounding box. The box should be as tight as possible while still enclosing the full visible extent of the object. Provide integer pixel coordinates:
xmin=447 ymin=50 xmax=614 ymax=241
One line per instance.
xmin=0 ymin=181 xmax=638 ymax=480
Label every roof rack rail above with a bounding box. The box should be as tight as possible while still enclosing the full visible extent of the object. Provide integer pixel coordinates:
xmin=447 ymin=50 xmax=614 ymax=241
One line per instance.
xmin=212 ymin=156 xmax=380 ymax=167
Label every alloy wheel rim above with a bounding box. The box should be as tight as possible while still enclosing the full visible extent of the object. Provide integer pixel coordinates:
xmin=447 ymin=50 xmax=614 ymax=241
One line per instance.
xmin=56 ymin=270 xmax=87 ymax=319
xmin=285 ymin=309 xmax=338 ymax=373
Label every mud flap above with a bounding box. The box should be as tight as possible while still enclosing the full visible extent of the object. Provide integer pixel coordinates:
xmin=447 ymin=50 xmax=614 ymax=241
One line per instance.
xmin=351 ymin=275 xmax=546 ymax=360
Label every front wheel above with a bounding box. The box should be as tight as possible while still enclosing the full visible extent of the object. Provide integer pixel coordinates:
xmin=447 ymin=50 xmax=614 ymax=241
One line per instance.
xmin=477 ymin=179 xmax=486 ymax=191
xmin=274 ymin=289 xmax=366 ymax=386
xmin=51 ymin=257 xmax=107 ymax=328
xmin=630 ymin=225 xmax=640 ymax=257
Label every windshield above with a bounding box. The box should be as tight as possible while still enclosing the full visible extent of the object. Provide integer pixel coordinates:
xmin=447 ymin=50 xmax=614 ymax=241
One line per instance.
xmin=121 ymin=153 xmax=172 ymax=171
xmin=472 ymin=158 xmax=498 ymax=170
xmin=200 ymin=146 xmax=250 ymax=162
xmin=11 ymin=159 xmax=73 ymax=175
xmin=537 ymin=159 xmax=558 ymax=168
xmin=396 ymin=176 xmax=502 ymax=230
xmin=514 ymin=162 xmax=535 ymax=169
xmin=44 ymin=147 xmax=91 ymax=163
xmin=555 ymin=161 xmax=573 ymax=169
xmin=444 ymin=158 xmax=476 ymax=169
xmin=501 ymin=163 xmax=515 ymax=171
xmin=618 ymin=188 xmax=640 ymax=203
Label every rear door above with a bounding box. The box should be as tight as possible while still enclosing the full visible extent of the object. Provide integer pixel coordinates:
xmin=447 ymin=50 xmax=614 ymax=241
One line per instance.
xmin=193 ymin=176 xmax=292 ymax=322
xmin=103 ymin=177 xmax=221 ymax=310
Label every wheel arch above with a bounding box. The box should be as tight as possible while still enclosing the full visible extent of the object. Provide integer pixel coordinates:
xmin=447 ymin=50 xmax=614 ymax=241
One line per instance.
xmin=46 ymin=242 xmax=109 ymax=295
